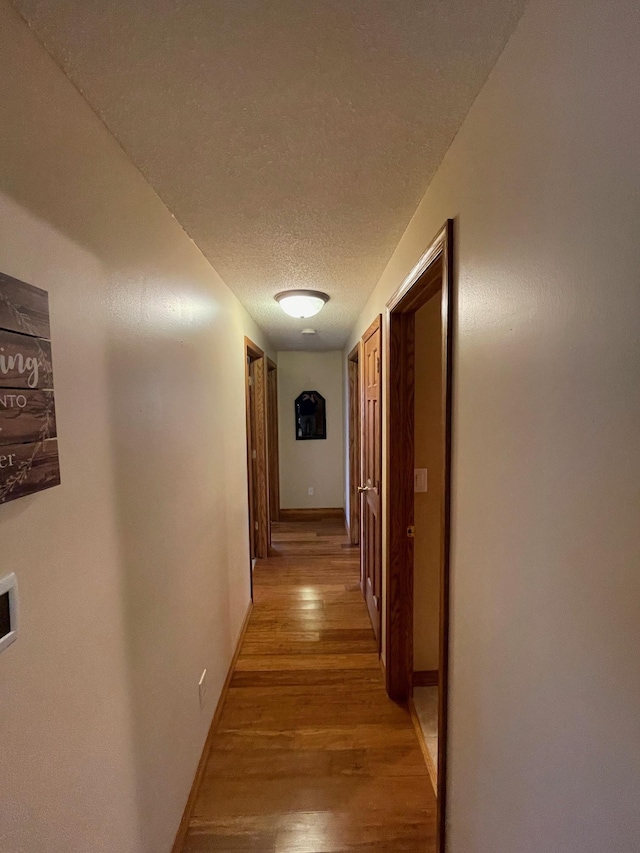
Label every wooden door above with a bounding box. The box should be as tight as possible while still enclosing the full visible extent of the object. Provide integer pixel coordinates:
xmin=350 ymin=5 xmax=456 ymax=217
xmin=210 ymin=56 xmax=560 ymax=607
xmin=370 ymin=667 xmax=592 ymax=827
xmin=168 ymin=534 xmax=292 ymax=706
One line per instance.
xmin=361 ymin=316 xmax=382 ymax=647
xmin=245 ymin=338 xmax=270 ymax=561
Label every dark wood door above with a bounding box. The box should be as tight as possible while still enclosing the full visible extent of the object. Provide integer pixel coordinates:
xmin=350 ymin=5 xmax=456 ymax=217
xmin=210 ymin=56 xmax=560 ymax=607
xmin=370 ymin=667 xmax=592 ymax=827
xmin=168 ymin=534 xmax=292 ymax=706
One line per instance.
xmin=361 ymin=316 xmax=382 ymax=647
xmin=245 ymin=339 xmax=270 ymax=562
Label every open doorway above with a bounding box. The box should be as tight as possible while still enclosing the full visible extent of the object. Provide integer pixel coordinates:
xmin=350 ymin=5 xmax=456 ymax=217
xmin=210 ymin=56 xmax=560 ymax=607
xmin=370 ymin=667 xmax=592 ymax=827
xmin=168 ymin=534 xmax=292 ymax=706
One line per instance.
xmin=385 ymin=221 xmax=454 ymax=853
xmin=411 ymin=292 xmax=443 ymax=795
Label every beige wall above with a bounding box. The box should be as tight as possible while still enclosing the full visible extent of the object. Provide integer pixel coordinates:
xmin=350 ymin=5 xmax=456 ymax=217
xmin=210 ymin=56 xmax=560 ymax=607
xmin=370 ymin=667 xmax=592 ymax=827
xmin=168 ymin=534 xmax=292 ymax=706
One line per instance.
xmin=413 ymin=296 xmax=442 ymax=673
xmin=345 ymin=0 xmax=640 ymax=850
xmin=278 ymin=351 xmax=344 ymax=509
xmin=0 ymin=4 xmax=272 ymax=852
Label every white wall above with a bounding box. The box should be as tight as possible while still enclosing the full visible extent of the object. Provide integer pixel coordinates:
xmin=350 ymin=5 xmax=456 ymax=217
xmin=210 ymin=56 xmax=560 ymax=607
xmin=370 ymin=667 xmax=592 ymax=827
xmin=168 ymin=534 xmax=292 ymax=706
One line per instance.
xmin=345 ymin=0 xmax=640 ymax=850
xmin=0 ymin=4 xmax=272 ymax=852
xmin=278 ymin=351 xmax=344 ymax=509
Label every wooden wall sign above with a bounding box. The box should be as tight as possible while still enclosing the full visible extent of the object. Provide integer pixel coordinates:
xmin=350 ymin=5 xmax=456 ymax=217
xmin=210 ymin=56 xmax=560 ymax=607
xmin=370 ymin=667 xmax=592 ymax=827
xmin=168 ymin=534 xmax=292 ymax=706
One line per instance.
xmin=0 ymin=272 xmax=60 ymax=504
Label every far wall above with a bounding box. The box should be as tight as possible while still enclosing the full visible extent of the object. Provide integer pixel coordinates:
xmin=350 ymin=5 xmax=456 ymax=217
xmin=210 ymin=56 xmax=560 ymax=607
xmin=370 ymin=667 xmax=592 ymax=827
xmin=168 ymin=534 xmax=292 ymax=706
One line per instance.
xmin=278 ymin=351 xmax=344 ymax=509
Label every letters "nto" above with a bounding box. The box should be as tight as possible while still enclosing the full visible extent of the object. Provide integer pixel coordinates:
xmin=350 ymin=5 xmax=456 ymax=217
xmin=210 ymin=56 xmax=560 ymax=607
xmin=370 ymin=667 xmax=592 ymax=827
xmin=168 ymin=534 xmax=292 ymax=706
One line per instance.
xmin=0 ymin=394 xmax=28 ymax=409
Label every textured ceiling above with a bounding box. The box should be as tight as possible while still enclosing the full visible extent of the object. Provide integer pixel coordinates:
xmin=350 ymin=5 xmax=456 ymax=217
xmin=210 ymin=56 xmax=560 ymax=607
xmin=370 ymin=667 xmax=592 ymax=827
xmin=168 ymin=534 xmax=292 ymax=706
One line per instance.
xmin=13 ymin=0 xmax=528 ymax=350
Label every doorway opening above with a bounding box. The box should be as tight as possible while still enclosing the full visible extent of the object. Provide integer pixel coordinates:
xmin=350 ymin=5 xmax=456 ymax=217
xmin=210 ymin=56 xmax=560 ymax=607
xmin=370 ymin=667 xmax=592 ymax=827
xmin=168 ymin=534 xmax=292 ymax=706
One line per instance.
xmin=385 ymin=221 xmax=454 ymax=853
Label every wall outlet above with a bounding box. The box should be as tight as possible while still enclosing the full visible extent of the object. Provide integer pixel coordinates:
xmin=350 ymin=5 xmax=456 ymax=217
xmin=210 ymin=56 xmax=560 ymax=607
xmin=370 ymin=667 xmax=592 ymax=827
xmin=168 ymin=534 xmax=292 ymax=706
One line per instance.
xmin=308 ymin=486 xmax=314 ymax=495
xmin=198 ymin=668 xmax=207 ymax=709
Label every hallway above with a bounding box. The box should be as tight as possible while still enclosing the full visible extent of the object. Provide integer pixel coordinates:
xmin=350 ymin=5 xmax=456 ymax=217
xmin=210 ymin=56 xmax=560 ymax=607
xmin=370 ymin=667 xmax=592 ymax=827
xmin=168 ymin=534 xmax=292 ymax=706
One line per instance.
xmin=183 ymin=518 xmax=436 ymax=852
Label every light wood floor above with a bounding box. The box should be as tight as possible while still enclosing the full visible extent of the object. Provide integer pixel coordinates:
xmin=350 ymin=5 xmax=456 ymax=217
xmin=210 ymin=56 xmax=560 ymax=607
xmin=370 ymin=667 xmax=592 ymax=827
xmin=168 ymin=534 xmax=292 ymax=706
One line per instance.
xmin=183 ymin=518 xmax=437 ymax=852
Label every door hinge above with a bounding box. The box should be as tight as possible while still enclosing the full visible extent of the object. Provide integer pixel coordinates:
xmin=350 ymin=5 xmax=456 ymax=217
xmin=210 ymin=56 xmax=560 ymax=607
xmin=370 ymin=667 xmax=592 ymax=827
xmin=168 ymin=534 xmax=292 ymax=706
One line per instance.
xmin=248 ymin=376 xmax=253 ymax=386
xmin=252 ymin=449 xmax=257 ymax=460
xmin=255 ymin=521 xmax=259 ymax=531
xmin=407 ymin=526 xmax=415 ymax=538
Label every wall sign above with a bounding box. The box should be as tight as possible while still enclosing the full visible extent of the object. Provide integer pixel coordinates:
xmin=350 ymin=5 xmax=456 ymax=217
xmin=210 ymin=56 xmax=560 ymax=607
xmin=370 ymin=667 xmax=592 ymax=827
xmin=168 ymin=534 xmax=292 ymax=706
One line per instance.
xmin=0 ymin=272 xmax=60 ymax=504
xmin=295 ymin=390 xmax=327 ymax=440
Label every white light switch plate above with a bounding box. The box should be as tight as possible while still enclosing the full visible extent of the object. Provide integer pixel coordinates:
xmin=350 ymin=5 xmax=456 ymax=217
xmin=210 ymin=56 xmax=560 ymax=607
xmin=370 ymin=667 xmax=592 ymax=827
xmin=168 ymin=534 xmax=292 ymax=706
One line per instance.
xmin=414 ymin=468 xmax=428 ymax=493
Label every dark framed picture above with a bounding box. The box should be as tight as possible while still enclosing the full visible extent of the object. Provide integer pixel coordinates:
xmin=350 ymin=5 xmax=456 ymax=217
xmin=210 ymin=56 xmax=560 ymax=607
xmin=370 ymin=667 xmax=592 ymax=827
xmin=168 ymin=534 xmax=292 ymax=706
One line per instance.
xmin=295 ymin=390 xmax=326 ymax=440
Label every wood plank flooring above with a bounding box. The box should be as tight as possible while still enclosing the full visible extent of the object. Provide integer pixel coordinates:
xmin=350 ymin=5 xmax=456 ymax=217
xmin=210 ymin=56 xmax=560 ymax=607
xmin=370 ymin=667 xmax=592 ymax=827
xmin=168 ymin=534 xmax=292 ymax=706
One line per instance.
xmin=183 ymin=518 xmax=436 ymax=853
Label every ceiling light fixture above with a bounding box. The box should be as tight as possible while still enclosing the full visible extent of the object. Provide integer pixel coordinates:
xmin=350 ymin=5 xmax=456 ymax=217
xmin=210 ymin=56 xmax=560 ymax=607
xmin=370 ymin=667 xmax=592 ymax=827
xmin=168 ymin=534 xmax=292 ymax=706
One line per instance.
xmin=275 ymin=289 xmax=329 ymax=319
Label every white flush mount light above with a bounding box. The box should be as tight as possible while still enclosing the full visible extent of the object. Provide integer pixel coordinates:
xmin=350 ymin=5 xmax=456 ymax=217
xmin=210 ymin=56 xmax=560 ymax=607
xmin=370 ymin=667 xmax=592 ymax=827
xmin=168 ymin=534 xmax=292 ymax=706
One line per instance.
xmin=275 ymin=289 xmax=329 ymax=319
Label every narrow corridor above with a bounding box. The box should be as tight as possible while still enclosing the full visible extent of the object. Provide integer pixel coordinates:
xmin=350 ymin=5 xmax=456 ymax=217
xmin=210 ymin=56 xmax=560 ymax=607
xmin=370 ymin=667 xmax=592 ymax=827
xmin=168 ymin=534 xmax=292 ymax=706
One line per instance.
xmin=183 ymin=517 xmax=436 ymax=852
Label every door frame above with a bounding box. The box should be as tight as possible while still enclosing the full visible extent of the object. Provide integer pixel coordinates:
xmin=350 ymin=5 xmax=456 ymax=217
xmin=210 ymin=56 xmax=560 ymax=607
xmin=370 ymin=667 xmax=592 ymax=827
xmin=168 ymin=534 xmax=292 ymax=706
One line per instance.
xmin=266 ymin=358 xmax=280 ymax=524
xmin=385 ymin=220 xmax=454 ymax=853
xmin=245 ymin=337 xmax=270 ymax=563
xmin=347 ymin=342 xmax=361 ymax=546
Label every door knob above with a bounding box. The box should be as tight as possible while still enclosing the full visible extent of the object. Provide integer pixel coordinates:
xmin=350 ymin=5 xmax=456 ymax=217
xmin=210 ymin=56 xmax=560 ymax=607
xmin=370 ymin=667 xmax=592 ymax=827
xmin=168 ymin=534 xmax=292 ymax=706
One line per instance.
xmin=358 ymin=485 xmax=370 ymax=493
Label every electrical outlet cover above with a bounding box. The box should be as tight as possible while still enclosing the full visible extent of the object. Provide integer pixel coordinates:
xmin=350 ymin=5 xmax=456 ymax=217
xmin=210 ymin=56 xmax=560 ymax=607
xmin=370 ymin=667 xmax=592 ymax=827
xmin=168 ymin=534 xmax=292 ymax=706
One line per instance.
xmin=414 ymin=468 xmax=428 ymax=493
